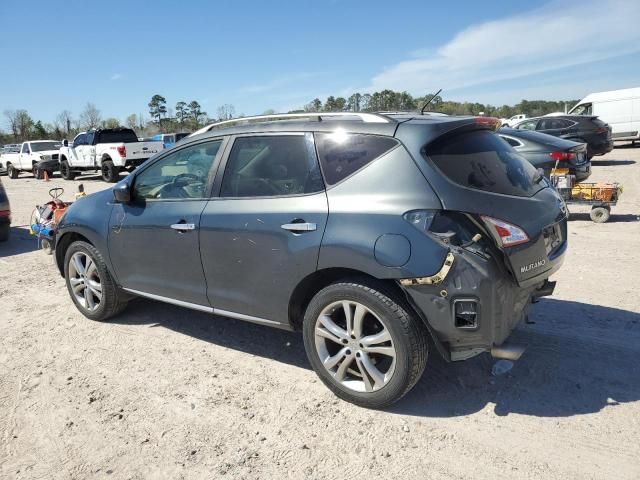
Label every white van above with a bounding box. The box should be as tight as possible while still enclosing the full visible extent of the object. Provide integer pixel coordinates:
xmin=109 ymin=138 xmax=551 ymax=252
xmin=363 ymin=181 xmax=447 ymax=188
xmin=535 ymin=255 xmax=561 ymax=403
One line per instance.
xmin=569 ymin=87 xmax=640 ymax=143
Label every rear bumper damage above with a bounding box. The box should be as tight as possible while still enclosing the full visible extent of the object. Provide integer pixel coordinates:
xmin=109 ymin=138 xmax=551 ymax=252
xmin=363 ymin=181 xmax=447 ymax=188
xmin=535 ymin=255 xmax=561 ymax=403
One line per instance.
xmin=399 ymin=247 xmax=557 ymax=361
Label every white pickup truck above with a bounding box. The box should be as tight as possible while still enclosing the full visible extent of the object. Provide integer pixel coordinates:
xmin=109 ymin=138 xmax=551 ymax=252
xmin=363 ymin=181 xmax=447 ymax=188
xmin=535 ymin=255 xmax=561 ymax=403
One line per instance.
xmin=3 ymin=140 xmax=62 ymax=179
xmin=59 ymin=128 xmax=162 ymax=182
xmin=500 ymin=114 xmax=527 ymax=128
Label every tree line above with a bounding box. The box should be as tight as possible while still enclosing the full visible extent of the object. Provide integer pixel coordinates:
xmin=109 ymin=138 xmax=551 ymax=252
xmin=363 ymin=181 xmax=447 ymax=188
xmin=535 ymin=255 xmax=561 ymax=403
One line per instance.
xmin=1 ymin=89 xmax=579 ymax=145
xmin=297 ymin=90 xmax=578 ymax=119
xmin=0 ymin=96 xmax=238 ymax=144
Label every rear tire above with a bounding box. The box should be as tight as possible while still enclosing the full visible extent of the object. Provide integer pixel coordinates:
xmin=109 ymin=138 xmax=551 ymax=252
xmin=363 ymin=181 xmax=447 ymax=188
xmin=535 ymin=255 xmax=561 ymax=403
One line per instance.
xmin=302 ymin=280 xmax=428 ymax=409
xmin=101 ymin=160 xmax=120 ymax=183
xmin=7 ymin=164 xmax=18 ymax=179
xmin=60 ymin=160 xmax=76 ymax=180
xmin=64 ymin=241 xmax=128 ymax=321
xmin=590 ymin=206 xmax=610 ymax=223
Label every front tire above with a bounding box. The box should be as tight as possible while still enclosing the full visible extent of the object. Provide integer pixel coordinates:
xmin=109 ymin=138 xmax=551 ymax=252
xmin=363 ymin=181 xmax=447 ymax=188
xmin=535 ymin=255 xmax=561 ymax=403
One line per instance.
xmin=60 ymin=160 xmax=76 ymax=180
xmin=7 ymin=164 xmax=18 ymax=179
xmin=302 ymin=280 xmax=428 ymax=408
xmin=101 ymin=160 xmax=120 ymax=183
xmin=64 ymin=241 xmax=128 ymax=321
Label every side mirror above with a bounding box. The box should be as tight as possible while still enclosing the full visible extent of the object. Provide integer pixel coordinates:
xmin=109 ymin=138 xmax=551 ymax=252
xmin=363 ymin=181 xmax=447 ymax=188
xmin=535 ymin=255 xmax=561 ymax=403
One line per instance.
xmin=62 ymin=139 xmax=69 ymax=147
xmin=113 ymin=182 xmax=131 ymax=203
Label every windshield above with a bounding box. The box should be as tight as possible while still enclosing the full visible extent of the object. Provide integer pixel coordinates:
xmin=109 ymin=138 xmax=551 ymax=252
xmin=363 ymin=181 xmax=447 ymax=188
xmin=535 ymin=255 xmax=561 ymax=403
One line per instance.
xmin=425 ymin=130 xmax=543 ymax=197
xmin=570 ymin=103 xmax=592 ymax=115
xmin=31 ymin=142 xmax=61 ymax=152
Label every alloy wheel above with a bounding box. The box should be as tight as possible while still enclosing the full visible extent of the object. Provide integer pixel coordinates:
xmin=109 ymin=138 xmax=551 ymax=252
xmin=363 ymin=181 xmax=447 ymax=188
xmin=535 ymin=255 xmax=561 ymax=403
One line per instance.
xmin=314 ymin=300 xmax=396 ymax=393
xmin=68 ymin=252 xmax=102 ymax=312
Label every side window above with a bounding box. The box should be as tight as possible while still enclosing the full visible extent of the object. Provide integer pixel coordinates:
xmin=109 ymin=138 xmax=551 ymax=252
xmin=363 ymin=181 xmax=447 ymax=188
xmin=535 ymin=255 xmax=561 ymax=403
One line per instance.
xmin=516 ymin=120 xmax=537 ymax=131
xmin=220 ymin=135 xmax=323 ymax=198
xmin=85 ymin=131 xmax=95 ymax=145
xmin=501 ymin=136 xmax=522 ymax=147
xmin=315 ymin=132 xmax=399 ymax=185
xmin=538 ymin=119 xmax=563 ymax=130
xmin=73 ymin=134 xmax=86 ymax=146
xmin=133 ymin=140 xmax=222 ymax=200
xmin=21 ymin=143 xmax=30 ymax=154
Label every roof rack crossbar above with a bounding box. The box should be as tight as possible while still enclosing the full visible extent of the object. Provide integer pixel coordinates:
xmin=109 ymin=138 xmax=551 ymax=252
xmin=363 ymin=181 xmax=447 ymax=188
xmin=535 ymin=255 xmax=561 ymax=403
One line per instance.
xmin=193 ymin=112 xmax=394 ymax=135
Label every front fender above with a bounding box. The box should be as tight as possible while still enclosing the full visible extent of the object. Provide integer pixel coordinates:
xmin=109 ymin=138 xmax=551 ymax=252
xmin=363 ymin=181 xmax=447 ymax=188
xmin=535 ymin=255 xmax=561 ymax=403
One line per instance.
xmin=55 ymin=189 xmax=116 ymax=278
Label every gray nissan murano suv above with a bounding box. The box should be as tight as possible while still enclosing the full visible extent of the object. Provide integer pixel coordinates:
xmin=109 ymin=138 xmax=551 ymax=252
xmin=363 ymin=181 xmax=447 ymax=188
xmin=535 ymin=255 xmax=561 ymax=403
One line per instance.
xmin=54 ymin=112 xmax=567 ymax=408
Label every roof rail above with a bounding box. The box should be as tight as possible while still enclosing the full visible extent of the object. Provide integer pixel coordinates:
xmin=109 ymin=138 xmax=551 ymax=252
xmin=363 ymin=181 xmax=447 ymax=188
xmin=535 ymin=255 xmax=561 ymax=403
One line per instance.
xmin=192 ymin=112 xmax=394 ymax=136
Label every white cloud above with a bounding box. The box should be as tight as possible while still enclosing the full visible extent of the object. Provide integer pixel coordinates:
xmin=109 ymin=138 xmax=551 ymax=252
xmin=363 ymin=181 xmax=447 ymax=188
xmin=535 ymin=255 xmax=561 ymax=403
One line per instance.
xmin=110 ymin=73 xmax=123 ymax=81
xmin=367 ymin=0 xmax=640 ymax=94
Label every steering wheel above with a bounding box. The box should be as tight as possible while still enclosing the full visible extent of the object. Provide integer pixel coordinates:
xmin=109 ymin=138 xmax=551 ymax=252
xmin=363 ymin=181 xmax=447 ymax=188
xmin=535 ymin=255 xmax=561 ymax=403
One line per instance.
xmin=155 ymin=173 xmax=202 ymax=199
xmin=172 ymin=173 xmax=200 ymax=186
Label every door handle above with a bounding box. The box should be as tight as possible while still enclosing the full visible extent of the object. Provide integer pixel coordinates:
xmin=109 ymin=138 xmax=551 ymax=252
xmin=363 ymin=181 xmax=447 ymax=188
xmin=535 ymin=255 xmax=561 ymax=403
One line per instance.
xmin=281 ymin=222 xmax=317 ymax=232
xmin=171 ymin=223 xmax=196 ymax=231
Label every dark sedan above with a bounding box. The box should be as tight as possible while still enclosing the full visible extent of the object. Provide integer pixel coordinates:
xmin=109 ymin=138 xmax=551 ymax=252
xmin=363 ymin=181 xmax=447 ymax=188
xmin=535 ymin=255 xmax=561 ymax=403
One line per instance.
xmin=512 ymin=115 xmax=613 ymax=159
xmin=499 ymin=128 xmax=591 ymax=182
xmin=34 ymin=158 xmax=60 ymax=179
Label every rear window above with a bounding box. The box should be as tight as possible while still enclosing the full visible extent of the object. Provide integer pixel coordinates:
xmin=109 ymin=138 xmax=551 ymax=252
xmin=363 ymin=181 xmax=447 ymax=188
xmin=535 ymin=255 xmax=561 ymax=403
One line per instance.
xmin=425 ymin=130 xmax=543 ymax=197
xmin=315 ymin=132 xmax=398 ymax=185
xmin=96 ymin=129 xmax=138 ymax=144
xmin=590 ymin=117 xmax=607 ymax=128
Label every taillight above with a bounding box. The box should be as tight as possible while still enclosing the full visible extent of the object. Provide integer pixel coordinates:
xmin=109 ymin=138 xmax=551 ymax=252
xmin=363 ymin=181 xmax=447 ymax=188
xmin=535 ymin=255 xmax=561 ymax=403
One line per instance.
xmin=549 ymin=151 xmax=576 ymax=162
xmin=474 ymin=117 xmax=500 ymax=130
xmin=595 ymin=127 xmax=608 ymax=134
xmin=0 ymin=209 xmax=10 ymax=218
xmin=117 ymin=145 xmax=126 ymax=157
xmin=481 ymin=216 xmax=529 ymax=248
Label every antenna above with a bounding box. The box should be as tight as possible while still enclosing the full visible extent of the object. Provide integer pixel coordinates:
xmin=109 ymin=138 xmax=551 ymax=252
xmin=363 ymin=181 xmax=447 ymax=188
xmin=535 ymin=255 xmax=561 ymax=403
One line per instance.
xmin=420 ymin=89 xmax=442 ymax=115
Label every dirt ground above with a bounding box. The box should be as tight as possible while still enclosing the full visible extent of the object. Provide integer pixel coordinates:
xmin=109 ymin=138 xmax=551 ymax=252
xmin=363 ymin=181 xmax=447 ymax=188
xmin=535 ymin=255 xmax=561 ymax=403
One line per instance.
xmin=1 ymin=146 xmax=639 ymax=480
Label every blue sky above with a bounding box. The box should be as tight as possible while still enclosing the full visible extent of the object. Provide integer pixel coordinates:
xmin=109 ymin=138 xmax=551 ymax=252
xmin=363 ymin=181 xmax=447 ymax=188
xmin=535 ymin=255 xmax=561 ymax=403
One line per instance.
xmin=1 ymin=0 xmax=639 ymax=125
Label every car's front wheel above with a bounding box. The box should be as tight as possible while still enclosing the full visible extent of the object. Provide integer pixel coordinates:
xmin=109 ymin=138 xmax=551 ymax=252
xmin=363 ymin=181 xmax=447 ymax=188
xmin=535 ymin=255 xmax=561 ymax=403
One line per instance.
xmin=302 ymin=280 xmax=428 ymax=408
xmin=7 ymin=164 xmax=18 ymax=179
xmin=64 ymin=240 xmax=128 ymax=321
xmin=60 ymin=160 xmax=76 ymax=180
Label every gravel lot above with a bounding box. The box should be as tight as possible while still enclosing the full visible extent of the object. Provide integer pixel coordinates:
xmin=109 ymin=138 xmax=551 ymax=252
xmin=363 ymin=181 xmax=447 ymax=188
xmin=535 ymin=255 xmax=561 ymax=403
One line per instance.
xmin=1 ymin=146 xmax=639 ymax=480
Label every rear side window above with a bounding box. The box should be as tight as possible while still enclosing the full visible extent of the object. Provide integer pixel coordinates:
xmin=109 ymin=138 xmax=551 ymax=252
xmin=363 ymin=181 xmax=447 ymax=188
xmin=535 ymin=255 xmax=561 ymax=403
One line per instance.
xmin=220 ymin=135 xmax=324 ymax=198
xmin=425 ymin=130 xmax=542 ymax=197
xmin=96 ymin=129 xmax=138 ymax=143
xmin=315 ymin=133 xmax=398 ymax=185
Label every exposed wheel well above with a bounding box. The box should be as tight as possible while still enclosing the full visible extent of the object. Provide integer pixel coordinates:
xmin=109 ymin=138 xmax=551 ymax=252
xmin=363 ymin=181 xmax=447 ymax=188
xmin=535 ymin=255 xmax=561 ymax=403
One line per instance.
xmin=55 ymin=232 xmax=93 ymax=276
xmin=101 ymin=155 xmax=112 ymax=164
xmin=288 ymin=268 xmax=407 ymax=331
xmin=60 ymin=155 xmax=67 ymax=162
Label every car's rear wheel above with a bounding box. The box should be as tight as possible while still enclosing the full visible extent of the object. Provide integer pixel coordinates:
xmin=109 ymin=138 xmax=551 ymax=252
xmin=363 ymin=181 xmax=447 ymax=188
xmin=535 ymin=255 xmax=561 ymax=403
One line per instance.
xmin=101 ymin=160 xmax=120 ymax=183
xmin=7 ymin=164 xmax=18 ymax=179
xmin=64 ymin=241 xmax=128 ymax=321
xmin=60 ymin=160 xmax=76 ymax=180
xmin=302 ymin=280 xmax=428 ymax=408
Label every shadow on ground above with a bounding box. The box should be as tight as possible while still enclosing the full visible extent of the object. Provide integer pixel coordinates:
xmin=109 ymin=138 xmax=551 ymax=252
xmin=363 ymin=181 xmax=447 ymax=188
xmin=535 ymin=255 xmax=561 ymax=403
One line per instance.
xmin=590 ymin=159 xmax=636 ymax=166
xmin=0 ymin=226 xmax=40 ymax=257
xmin=569 ymin=212 xmax=639 ymax=223
xmin=112 ymin=296 xmax=640 ymax=419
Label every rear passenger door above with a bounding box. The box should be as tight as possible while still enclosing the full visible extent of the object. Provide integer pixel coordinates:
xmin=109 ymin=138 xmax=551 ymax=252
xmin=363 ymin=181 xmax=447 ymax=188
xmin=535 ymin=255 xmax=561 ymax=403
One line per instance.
xmin=199 ymin=133 xmax=328 ymax=326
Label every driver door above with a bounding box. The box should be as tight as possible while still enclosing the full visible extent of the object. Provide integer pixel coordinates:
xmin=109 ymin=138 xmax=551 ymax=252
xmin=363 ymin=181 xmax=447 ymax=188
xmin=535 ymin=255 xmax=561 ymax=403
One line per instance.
xmin=108 ymin=138 xmax=227 ymax=306
xmin=69 ymin=134 xmax=87 ymax=166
